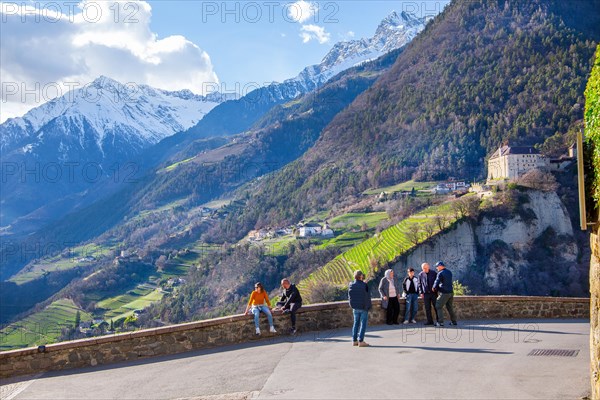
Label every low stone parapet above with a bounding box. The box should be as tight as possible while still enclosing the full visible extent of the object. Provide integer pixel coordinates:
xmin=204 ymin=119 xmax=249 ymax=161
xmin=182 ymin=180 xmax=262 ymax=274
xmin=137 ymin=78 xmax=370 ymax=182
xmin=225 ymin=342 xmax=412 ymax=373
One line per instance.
xmin=0 ymin=296 xmax=589 ymax=379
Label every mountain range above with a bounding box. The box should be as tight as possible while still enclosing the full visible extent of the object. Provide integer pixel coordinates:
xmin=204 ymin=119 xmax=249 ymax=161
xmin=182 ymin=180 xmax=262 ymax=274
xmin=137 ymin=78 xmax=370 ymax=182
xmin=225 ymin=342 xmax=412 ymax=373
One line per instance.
xmin=0 ymin=11 xmax=426 ymax=237
xmin=0 ymin=77 xmax=225 ymax=154
xmin=222 ymin=0 xmax=600 ymax=232
xmin=136 ymin=0 xmax=599 ymax=325
xmin=183 ymin=10 xmax=426 ymax=138
xmin=0 ymin=78 xmax=229 ymax=231
xmin=2 ymin=0 xmax=598 ymax=335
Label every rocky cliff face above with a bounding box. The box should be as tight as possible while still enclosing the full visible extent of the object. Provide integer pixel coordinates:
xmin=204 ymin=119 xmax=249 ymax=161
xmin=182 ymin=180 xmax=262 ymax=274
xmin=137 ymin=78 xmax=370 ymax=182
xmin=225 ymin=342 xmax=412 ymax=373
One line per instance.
xmin=477 ymin=191 xmax=573 ymax=249
xmin=392 ymin=222 xmax=477 ymax=278
xmin=393 ymin=190 xmax=585 ymax=296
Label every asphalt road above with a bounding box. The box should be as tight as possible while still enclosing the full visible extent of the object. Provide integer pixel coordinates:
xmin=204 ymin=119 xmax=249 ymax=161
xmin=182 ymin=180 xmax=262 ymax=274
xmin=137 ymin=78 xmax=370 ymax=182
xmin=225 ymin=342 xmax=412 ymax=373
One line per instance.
xmin=0 ymin=319 xmax=590 ymax=400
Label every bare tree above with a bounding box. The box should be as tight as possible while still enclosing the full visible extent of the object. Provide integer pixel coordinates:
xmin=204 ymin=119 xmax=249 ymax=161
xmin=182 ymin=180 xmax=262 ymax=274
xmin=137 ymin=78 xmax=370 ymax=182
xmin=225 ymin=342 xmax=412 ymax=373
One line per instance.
xmin=369 ymin=255 xmax=379 ymax=271
xmin=423 ymin=221 xmax=436 ymax=239
xmin=433 ymin=214 xmax=448 ymax=231
xmin=305 ymin=281 xmax=347 ymax=304
xmin=516 ymin=169 xmax=559 ymax=192
xmin=451 ymin=196 xmax=481 ymax=220
xmin=450 ymin=200 xmax=465 ymax=219
xmin=463 ymin=196 xmax=481 ymax=220
xmin=156 ymin=255 xmax=167 ymax=272
xmin=404 ymin=223 xmax=422 ymax=246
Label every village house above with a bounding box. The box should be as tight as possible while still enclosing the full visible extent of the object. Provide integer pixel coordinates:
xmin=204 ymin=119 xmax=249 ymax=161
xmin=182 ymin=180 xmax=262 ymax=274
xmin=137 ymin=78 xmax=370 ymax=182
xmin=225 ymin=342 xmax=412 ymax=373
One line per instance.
xmin=549 ymin=144 xmax=577 ymax=171
xmin=114 ymin=249 xmax=140 ymax=265
xmin=298 ymin=222 xmax=334 ymax=238
xmin=486 ymin=145 xmax=549 ymax=181
xmin=434 ymin=181 xmax=469 ymax=194
xmin=321 ymin=223 xmax=334 ymax=238
xmin=200 ymin=207 xmax=212 ymax=215
xmin=248 ymin=230 xmax=269 ymax=241
xmin=298 ymin=223 xmax=322 ymax=238
xmin=276 ymin=228 xmax=293 ymax=236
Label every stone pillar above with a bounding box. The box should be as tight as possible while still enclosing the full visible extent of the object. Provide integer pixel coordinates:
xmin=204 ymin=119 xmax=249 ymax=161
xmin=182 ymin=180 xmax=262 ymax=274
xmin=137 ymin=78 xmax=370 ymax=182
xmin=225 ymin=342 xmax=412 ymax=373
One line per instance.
xmin=591 ymin=218 xmax=600 ymax=400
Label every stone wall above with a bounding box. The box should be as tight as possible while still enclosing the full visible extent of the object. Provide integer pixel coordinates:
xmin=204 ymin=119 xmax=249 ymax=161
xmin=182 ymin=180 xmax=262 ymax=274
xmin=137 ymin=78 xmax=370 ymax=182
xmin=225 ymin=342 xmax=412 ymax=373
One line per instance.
xmin=591 ymin=222 xmax=600 ymax=400
xmin=0 ymin=296 xmax=588 ymax=379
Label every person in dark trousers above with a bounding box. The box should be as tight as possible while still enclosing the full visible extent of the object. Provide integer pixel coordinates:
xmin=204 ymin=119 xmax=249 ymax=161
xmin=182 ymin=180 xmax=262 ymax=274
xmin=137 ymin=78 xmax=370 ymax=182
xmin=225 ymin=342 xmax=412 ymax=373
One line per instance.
xmin=348 ymin=270 xmax=372 ymax=347
xmin=402 ymin=268 xmax=419 ymax=323
xmin=418 ymin=262 xmax=439 ymax=325
xmin=378 ymin=269 xmax=401 ymax=325
xmin=275 ymin=278 xmax=302 ymax=334
xmin=432 ymin=261 xmax=457 ymax=327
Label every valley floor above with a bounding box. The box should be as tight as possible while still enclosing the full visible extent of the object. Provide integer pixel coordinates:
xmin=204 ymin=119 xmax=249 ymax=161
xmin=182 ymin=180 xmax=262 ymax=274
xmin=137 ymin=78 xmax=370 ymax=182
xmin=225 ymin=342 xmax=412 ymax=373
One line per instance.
xmin=0 ymin=319 xmax=590 ymax=400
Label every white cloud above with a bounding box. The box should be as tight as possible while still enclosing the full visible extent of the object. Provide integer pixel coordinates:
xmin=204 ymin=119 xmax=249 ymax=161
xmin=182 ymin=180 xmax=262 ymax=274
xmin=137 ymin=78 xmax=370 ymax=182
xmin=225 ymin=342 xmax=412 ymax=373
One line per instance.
xmin=347 ymin=31 xmax=355 ymax=38
xmin=299 ymin=24 xmax=331 ymax=44
xmin=0 ymin=1 xmax=219 ymax=121
xmin=287 ymin=0 xmax=317 ymax=24
xmin=285 ymin=1 xmax=329 ymax=46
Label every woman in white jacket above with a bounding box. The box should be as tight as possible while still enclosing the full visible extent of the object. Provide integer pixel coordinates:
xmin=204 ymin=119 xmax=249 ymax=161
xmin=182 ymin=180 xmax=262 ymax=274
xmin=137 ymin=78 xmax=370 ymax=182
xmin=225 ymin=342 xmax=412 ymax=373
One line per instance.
xmin=378 ymin=269 xmax=401 ymax=325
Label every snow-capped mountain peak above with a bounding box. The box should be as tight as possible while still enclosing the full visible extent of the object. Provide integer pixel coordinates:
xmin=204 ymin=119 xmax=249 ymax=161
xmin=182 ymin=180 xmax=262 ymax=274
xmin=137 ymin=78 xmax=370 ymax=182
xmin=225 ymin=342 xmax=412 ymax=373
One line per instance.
xmin=0 ymin=77 xmax=226 ymax=154
xmin=275 ymin=10 xmax=427 ymax=99
xmin=319 ymin=10 xmax=426 ymax=72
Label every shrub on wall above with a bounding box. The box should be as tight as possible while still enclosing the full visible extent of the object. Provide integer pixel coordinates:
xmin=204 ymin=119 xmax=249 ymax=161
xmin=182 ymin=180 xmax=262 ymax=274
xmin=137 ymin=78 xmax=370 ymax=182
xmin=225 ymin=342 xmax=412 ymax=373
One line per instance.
xmin=585 ymin=45 xmax=600 ymax=209
xmin=305 ymin=281 xmax=347 ymax=304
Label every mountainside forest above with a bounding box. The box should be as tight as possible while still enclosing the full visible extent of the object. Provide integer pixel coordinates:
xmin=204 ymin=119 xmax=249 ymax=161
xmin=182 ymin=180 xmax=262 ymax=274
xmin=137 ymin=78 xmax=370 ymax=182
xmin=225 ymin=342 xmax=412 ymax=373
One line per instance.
xmin=215 ymin=0 xmax=600 ymax=235
xmin=1 ymin=0 xmax=598 ymax=348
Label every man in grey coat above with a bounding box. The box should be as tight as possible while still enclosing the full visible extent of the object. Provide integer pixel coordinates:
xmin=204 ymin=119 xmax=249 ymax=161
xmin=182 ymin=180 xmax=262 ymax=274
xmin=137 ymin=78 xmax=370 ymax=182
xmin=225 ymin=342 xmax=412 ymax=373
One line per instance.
xmin=349 ymin=270 xmax=372 ymax=347
xmin=418 ymin=262 xmax=439 ymax=325
xmin=378 ymin=269 xmax=401 ymax=325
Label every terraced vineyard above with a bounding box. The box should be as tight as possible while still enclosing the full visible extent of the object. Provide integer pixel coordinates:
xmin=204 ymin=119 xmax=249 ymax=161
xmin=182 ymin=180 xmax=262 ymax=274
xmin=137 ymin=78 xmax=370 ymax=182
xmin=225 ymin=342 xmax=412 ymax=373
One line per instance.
xmin=298 ymin=201 xmax=459 ymax=295
xmin=0 ymin=299 xmax=92 ymax=350
xmin=95 ymin=284 xmax=163 ymax=322
xmin=9 ymin=242 xmax=117 ymax=285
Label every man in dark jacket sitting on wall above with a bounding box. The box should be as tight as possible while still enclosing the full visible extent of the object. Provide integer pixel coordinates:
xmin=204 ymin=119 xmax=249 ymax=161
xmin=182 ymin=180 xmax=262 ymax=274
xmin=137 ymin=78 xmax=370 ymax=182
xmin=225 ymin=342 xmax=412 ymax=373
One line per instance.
xmin=276 ymin=278 xmax=303 ymax=334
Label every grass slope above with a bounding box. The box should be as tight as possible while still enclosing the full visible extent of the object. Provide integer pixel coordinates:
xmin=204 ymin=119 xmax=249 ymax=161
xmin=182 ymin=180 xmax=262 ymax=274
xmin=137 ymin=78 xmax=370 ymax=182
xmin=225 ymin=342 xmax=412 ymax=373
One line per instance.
xmin=9 ymin=243 xmax=115 ymax=285
xmin=0 ymin=299 xmax=92 ymax=351
xmin=298 ymin=202 xmax=457 ymax=294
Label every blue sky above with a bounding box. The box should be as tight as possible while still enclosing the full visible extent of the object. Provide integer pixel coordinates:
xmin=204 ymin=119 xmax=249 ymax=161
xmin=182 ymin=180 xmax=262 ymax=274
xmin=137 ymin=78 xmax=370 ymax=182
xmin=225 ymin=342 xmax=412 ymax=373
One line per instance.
xmin=1 ymin=0 xmax=448 ymax=121
xmin=146 ymin=1 xmax=448 ymax=86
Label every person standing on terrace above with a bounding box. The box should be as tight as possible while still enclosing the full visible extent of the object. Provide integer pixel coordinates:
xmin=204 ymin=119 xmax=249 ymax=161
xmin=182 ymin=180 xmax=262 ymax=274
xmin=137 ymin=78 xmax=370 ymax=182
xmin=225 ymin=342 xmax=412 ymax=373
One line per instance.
xmin=348 ymin=270 xmax=372 ymax=347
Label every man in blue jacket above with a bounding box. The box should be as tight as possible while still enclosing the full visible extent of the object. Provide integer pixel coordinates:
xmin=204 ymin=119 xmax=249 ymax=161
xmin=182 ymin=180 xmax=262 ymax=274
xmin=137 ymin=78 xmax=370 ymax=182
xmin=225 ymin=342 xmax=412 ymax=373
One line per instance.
xmin=432 ymin=261 xmax=458 ymax=327
xmin=348 ymin=270 xmax=372 ymax=347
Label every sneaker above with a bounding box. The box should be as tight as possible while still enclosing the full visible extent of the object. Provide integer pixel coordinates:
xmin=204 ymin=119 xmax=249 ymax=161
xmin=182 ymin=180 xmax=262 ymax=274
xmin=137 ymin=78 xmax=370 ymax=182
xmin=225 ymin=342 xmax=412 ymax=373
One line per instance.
xmin=353 ymin=341 xmax=359 ymax=346
xmin=450 ymin=321 xmax=458 ymax=326
xmin=256 ymin=327 xmax=261 ymax=335
xmin=269 ymin=326 xmax=277 ymax=333
xmin=410 ymin=320 xmax=417 ymax=324
xmin=290 ymin=328 xmax=297 ymax=335
xmin=435 ymin=322 xmax=444 ymax=327
xmin=403 ymin=320 xmax=409 ymax=324
xmin=358 ymin=341 xmax=370 ymax=347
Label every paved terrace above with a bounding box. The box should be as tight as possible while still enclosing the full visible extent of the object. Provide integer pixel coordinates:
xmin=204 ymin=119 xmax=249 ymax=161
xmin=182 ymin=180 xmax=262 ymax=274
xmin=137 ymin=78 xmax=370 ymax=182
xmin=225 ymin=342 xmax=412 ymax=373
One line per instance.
xmin=0 ymin=319 xmax=590 ymax=400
